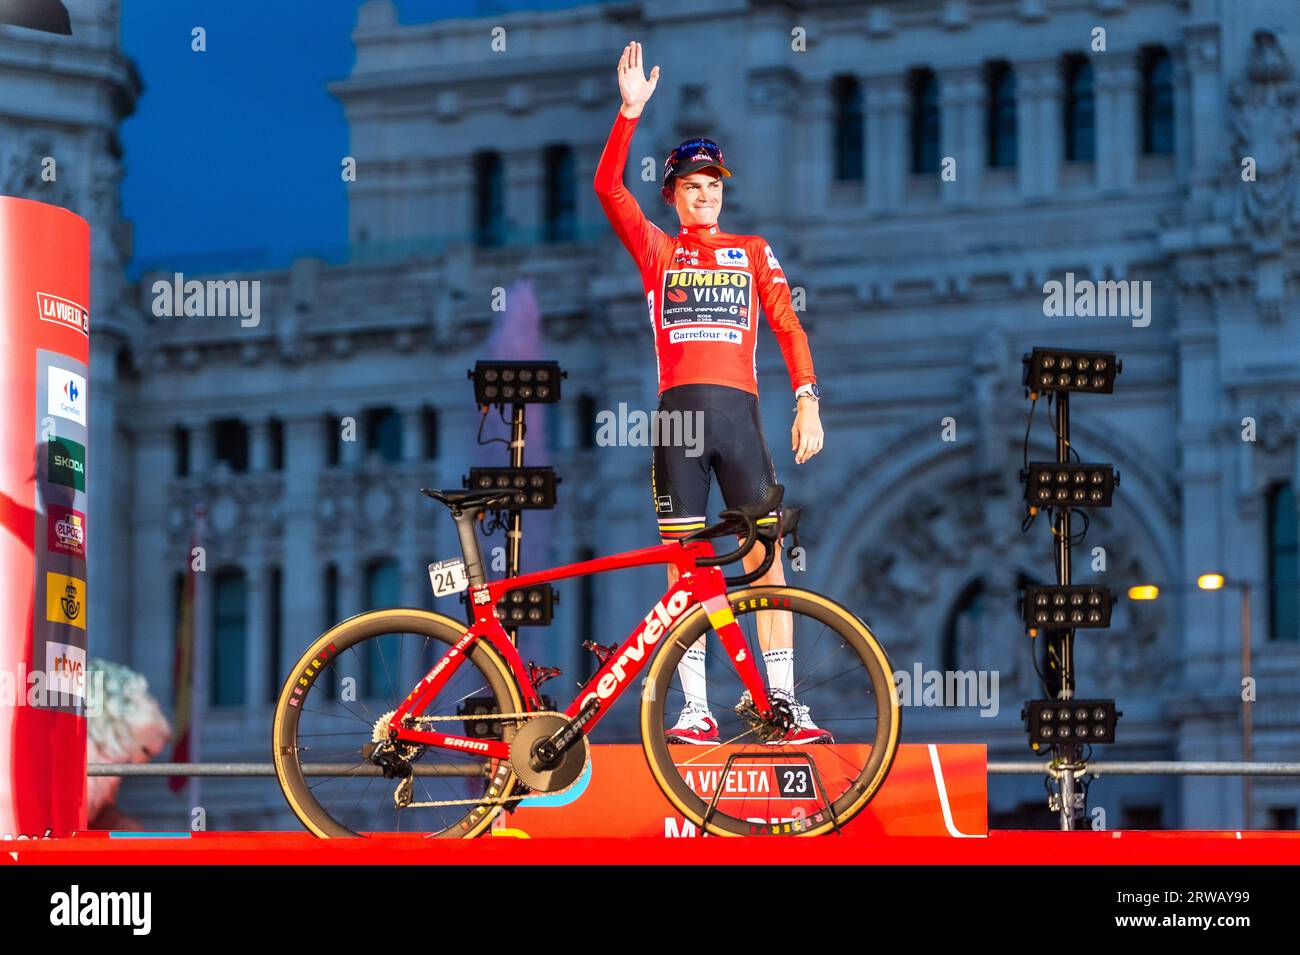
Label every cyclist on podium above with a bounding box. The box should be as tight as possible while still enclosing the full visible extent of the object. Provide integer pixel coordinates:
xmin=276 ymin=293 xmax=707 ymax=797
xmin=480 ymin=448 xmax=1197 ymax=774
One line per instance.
xmin=594 ymin=42 xmax=830 ymax=744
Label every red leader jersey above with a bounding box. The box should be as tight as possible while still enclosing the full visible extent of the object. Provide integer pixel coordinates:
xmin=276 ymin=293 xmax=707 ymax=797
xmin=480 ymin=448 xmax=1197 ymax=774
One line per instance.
xmin=594 ymin=111 xmax=816 ymax=398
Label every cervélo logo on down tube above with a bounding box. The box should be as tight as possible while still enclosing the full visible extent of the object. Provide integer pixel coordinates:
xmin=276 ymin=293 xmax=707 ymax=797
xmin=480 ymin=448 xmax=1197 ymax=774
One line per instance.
xmin=36 ymin=292 xmax=89 ymax=337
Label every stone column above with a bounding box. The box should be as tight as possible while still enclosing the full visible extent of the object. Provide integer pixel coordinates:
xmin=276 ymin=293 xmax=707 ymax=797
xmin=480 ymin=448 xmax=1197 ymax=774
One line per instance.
xmin=129 ymin=424 xmax=177 ymax=697
xmin=191 ymin=420 xmax=215 ymax=475
xmin=1181 ymin=26 xmax=1221 ymax=200
xmin=244 ymin=557 xmax=269 ymax=708
xmin=1094 ymin=51 xmax=1138 ymax=192
xmin=340 ymin=411 xmax=363 ymax=466
xmin=1017 ymin=59 xmax=1063 ymax=199
xmin=400 ymin=404 xmax=424 ymax=463
xmin=280 ymin=415 xmax=323 ymax=666
xmin=249 ymin=419 xmax=270 ymax=473
xmin=87 ymin=332 xmax=124 ymax=663
xmin=800 ymin=81 xmax=835 ymax=217
xmin=505 ymin=149 xmax=544 ymax=243
xmin=333 ymin=558 xmax=365 ymax=698
xmin=865 ymin=73 xmax=908 ymax=213
xmin=744 ymin=68 xmax=797 ymax=227
xmin=938 ymin=66 xmax=983 ymax=205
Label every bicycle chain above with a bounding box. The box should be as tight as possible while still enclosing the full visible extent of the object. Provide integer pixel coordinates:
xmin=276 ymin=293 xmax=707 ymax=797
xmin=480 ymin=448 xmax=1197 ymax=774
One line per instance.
xmin=384 ymin=710 xmax=591 ymax=810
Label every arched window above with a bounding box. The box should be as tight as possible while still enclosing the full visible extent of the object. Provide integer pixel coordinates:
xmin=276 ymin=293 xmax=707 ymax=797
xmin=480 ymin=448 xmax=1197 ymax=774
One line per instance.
xmin=942 ymin=573 xmax=1038 ymax=672
xmin=174 ymin=425 xmax=189 ymax=477
xmin=211 ymin=568 xmax=247 ymax=706
xmin=1267 ymin=483 xmax=1298 ymax=642
xmin=832 ymin=74 xmax=864 ymax=181
xmin=364 ymin=559 xmax=402 ymax=697
xmin=542 ymin=143 xmax=576 ymax=242
xmin=909 ymin=68 xmax=940 ymax=175
xmin=365 ymin=406 xmax=402 ymax=462
xmin=213 ymin=418 xmax=249 ymax=473
xmin=473 ymin=150 xmax=505 ymax=248
xmin=1140 ymin=47 xmax=1174 ymax=155
xmin=986 ymin=61 xmax=1017 ymax=169
xmin=1063 ymin=55 xmax=1095 ymax=162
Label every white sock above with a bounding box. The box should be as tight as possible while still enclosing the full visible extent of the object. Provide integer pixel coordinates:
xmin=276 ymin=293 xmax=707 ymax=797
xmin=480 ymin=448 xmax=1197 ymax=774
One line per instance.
xmin=764 ymin=647 xmax=794 ymax=697
xmin=678 ymin=642 xmax=708 ymax=712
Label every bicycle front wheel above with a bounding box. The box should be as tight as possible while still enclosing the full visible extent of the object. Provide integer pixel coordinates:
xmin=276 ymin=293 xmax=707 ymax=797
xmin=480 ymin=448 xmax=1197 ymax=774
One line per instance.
xmin=273 ymin=608 xmax=524 ymax=838
xmin=640 ymin=586 xmax=900 ymax=836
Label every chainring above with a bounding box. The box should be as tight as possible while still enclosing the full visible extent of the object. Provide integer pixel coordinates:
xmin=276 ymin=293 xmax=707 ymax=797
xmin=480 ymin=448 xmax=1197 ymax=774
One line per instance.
xmin=508 ymin=714 xmax=589 ymax=793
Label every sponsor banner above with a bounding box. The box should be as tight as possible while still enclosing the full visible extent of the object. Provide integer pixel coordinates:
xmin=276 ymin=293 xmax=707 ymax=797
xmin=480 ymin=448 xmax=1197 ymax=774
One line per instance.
xmin=46 ymin=641 xmax=87 ymax=700
xmin=36 ymin=291 xmax=89 ymax=337
xmin=507 ymin=743 xmax=987 ymax=838
xmin=47 ymin=506 xmax=86 ymax=559
xmin=661 ymin=269 xmax=752 ymax=330
xmin=47 ymin=366 xmax=87 ymax=425
xmin=47 ymin=436 xmax=86 ymax=491
xmin=45 ymin=571 xmax=86 ymax=630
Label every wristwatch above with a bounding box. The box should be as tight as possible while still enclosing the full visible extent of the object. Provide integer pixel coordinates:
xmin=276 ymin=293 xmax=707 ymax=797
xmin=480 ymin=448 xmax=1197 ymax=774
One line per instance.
xmin=794 ymin=383 xmax=821 ymax=411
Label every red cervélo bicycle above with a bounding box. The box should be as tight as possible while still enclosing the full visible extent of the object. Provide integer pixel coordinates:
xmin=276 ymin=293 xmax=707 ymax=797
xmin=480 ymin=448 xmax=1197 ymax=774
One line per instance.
xmin=273 ymin=483 xmax=899 ymax=837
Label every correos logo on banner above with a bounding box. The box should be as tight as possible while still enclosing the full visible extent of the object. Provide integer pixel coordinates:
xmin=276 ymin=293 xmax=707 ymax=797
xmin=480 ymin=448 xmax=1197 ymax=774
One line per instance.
xmin=48 ymin=366 xmax=86 ymax=426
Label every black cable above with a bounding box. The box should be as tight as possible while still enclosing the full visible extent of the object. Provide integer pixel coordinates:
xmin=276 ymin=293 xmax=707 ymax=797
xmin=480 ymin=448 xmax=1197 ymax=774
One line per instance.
xmin=1048 ymin=507 xmax=1090 ymax=546
xmin=1023 ymin=392 xmax=1037 ymax=472
xmin=476 ymin=407 xmax=509 ymax=447
xmin=1043 ymin=393 xmax=1081 ymax=463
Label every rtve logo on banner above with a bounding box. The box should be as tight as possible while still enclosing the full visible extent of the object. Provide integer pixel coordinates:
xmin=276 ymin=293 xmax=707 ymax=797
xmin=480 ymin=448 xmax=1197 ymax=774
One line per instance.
xmin=45 ymin=572 xmax=86 ymax=630
xmin=48 ymin=366 xmax=86 ymax=426
xmin=48 ymin=436 xmax=85 ymax=491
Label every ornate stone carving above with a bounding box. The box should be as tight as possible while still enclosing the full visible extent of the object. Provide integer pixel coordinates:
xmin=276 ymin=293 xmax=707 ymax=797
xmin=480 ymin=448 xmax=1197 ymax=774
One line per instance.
xmin=1229 ymin=31 xmax=1300 ymax=239
xmin=847 ymin=473 xmax=1170 ymax=694
xmin=0 ymin=133 xmax=74 ymax=208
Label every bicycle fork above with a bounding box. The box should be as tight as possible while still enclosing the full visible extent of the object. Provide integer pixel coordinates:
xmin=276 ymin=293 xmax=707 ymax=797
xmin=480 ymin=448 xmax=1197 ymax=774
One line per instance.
xmin=699 ymin=592 xmax=776 ymax=720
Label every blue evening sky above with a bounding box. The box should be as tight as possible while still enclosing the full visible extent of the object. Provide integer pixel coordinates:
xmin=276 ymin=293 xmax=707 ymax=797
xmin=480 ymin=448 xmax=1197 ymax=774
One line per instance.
xmin=119 ymin=0 xmax=600 ymax=277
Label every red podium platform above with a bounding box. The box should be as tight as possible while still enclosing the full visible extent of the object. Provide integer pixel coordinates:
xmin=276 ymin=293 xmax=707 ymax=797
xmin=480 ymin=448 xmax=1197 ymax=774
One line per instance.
xmin=6 ymin=830 xmax=1299 ymax=866
xmin=3 ymin=743 xmax=1297 ymax=865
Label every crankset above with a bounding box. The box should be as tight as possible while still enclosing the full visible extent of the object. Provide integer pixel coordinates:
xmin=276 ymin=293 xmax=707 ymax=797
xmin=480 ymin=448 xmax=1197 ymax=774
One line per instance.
xmin=508 ymin=714 xmax=589 ymax=793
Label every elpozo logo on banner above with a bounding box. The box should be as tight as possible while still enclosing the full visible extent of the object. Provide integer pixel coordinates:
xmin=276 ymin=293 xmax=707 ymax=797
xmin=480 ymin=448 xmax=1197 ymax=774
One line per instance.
xmin=48 ymin=366 xmax=86 ymax=426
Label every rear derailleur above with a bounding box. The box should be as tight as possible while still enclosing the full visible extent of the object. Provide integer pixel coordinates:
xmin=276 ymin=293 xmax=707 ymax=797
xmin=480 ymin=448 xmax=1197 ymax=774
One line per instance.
xmin=734 ymin=690 xmax=795 ymax=744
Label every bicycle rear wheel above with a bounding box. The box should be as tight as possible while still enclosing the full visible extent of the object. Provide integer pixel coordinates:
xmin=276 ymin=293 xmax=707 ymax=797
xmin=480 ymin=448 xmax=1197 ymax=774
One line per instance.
xmin=640 ymin=586 xmax=900 ymax=836
xmin=273 ymin=609 xmax=523 ymax=838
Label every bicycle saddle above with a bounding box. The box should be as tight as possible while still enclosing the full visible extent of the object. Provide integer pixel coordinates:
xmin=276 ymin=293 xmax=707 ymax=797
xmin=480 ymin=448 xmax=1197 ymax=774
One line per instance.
xmin=420 ymin=487 xmax=516 ymax=510
xmin=721 ymin=484 xmax=785 ymax=522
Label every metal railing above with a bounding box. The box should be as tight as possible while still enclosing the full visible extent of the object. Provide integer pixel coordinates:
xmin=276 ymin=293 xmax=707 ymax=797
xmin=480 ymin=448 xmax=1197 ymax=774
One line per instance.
xmin=91 ymin=761 xmax=1300 ymax=777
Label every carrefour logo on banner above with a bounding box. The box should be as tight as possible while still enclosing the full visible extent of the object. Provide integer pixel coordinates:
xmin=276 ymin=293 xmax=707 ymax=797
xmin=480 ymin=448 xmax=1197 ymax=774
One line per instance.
xmin=36 ymin=292 xmax=90 ymax=337
xmin=48 ymin=367 xmax=86 ymax=426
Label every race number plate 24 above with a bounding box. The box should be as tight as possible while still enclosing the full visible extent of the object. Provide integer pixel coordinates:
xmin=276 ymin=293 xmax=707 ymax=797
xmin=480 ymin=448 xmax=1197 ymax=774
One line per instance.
xmin=428 ymin=558 xmax=469 ymax=597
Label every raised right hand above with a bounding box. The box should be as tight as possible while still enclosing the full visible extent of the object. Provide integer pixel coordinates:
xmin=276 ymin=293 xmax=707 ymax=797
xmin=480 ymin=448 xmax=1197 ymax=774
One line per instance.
xmin=617 ymin=41 xmax=659 ymax=118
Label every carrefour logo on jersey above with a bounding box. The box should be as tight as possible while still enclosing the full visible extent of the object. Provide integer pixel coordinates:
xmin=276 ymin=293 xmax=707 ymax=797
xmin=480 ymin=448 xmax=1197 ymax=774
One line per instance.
xmin=48 ymin=367 xmax=87 ymax=426
xmin=660 ymin=269 xmax=752 ymax=330
xmin=715 ymin=247 xmax=749 ymax=268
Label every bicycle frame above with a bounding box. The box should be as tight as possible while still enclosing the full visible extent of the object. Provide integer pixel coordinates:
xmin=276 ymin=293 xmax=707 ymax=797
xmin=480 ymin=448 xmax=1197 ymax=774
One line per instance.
xmin=385 ymin=538 xmax=776 ymax=759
